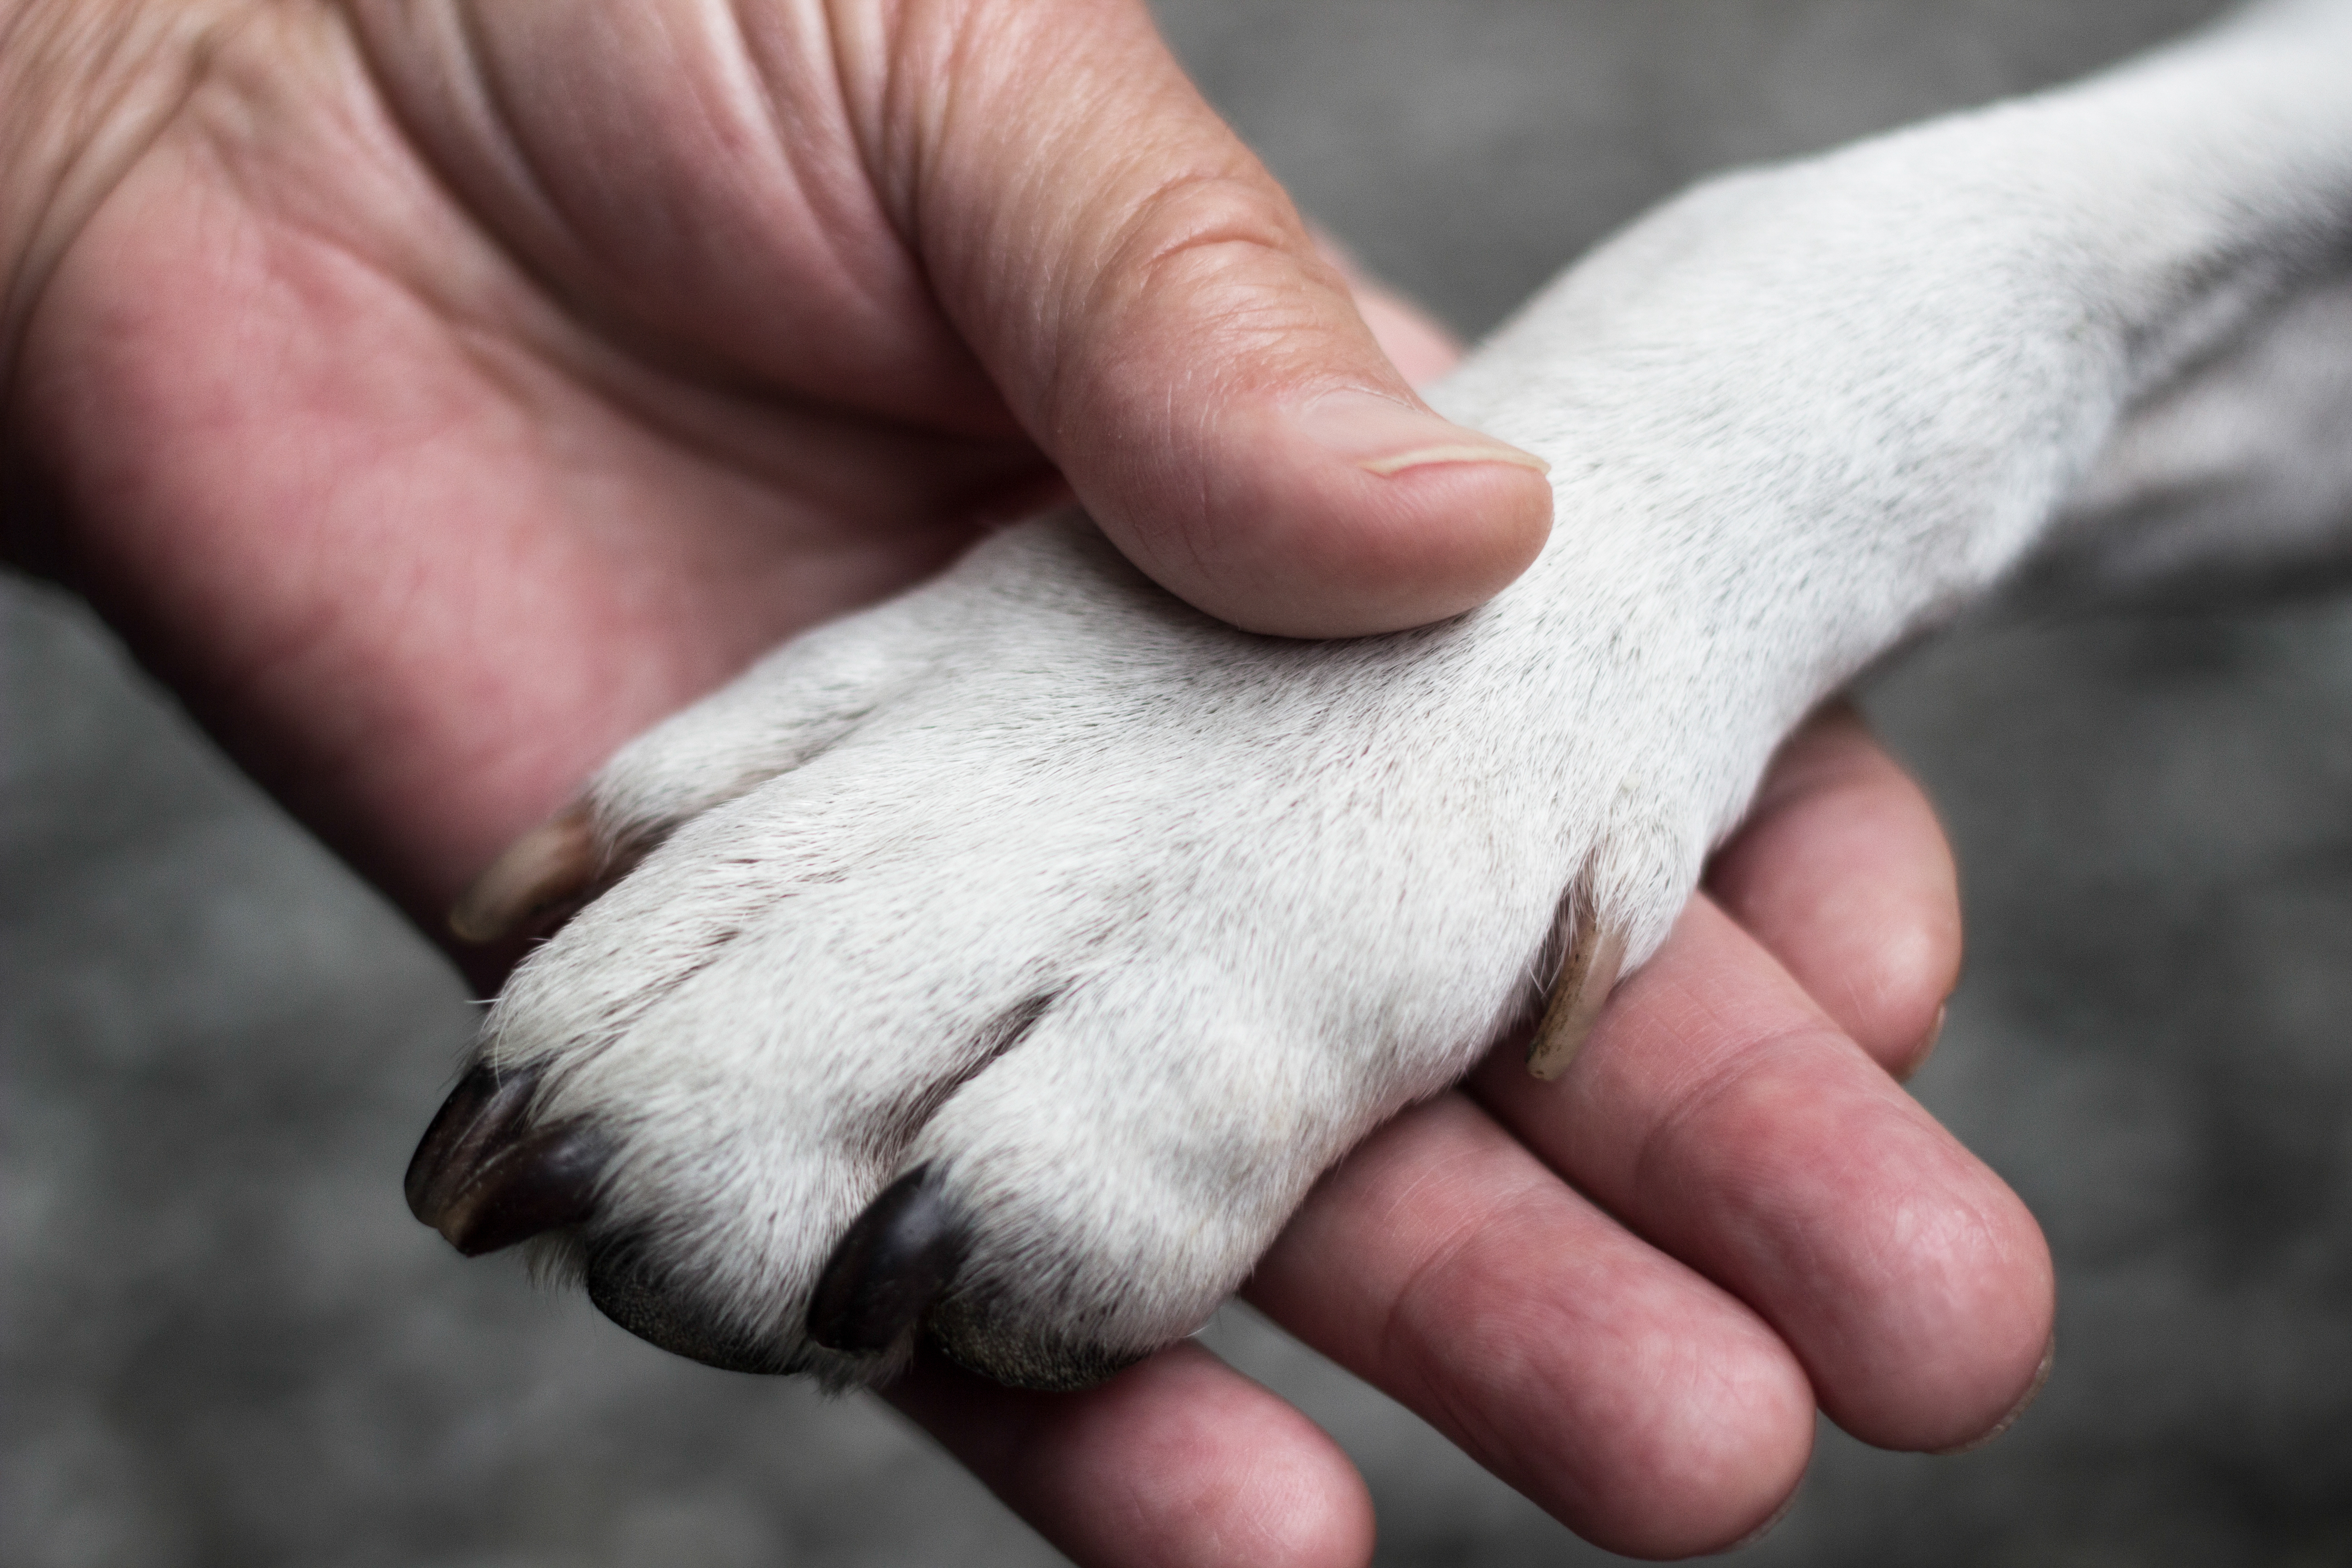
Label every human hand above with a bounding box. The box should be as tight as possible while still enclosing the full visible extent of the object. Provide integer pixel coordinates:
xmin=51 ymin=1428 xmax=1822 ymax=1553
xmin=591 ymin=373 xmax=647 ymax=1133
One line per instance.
xmin=3 ymin=1 xmax=2051 ymax=1561
xmin=4 ymin=0 xmax=1544 ymax=938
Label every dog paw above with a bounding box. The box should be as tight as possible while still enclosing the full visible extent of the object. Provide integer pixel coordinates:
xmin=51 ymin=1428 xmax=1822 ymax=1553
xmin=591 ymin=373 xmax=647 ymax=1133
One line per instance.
xmin=407 ymin=153 xmax=1996 ymax=1390
xmin=409 ymin=514 xmax=1732 ymax=1390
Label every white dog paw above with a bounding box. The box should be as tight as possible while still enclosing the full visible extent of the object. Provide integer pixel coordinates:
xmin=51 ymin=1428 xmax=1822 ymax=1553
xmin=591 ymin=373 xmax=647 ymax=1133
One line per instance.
xmin=408 ymin=515 xmax=1722 ymax=1389
xmin=405 ymin=154 xmax=1995 ymax=1392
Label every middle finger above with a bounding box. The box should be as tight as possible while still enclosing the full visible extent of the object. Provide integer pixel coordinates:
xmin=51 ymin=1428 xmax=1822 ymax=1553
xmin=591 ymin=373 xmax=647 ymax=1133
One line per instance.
xmin=1470 ymin=897 xmax=2053 ymax=1451
xmin=1245 ymin=1091 xmax=1813 ymax=1557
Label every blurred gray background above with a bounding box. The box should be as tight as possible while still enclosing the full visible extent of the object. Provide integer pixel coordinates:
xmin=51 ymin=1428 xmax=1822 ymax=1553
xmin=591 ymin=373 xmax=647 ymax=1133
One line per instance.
xmin=8 ymin=1 xmax=2349 ymax=1563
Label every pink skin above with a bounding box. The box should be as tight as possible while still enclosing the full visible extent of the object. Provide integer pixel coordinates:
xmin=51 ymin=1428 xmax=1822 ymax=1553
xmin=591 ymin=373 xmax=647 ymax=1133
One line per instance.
xmin=1708 ymin=706 xmax=1964 ymax=1079
xmin=5 ymin=3 xmax=2049 ymax=1561
xmin=1467 ymin=899 xmax=2050 ymax=1455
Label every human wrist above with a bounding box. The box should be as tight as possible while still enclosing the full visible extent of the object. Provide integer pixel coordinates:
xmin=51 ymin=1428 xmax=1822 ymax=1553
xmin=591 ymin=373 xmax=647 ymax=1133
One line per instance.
xmin=0 ymin=0 xmax=250 ymax=393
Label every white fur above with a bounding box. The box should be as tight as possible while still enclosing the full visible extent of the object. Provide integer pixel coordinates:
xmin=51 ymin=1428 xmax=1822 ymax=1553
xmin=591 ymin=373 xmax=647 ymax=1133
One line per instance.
xmin=474 ymin=0 xmax=2352 ymax=1387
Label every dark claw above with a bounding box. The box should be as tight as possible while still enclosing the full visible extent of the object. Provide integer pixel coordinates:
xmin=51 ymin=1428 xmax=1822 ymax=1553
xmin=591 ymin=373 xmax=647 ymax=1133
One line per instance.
xmin=806 ymin=1165 xmax=968 ymax=1354
xmin=405 ymin=1063 xmax=530 ymax=1220
xmin=404 ymin=1062 xmax=608 ymax=1254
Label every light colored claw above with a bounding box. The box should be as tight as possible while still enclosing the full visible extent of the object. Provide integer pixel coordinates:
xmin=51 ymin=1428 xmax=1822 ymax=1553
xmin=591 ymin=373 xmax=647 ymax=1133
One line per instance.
xmin=1525 ymin=914 xmax=1626 ymax=1080
xmin=448 ymin=802 xmax=602 ymax=944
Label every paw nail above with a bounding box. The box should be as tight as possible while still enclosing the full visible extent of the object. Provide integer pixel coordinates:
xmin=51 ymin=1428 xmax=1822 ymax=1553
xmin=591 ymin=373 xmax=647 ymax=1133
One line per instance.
xmin=1526 ymin=917 xmax=1627 ymax=1080
xmin=404 ymin=1063 xmax=608 ymax=1254
xmin=405 ymin=1062 xmax=533 ymax=1220
xmin=806 ymin=1165 xmax=968 ymax=1354
xmin=448 ymin=802 xmax=603 ymax=943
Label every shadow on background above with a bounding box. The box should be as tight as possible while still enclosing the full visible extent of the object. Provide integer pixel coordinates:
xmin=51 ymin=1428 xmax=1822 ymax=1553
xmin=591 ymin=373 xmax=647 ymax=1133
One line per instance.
xmin=7 ymin=2 xmax=2348 ymax=1563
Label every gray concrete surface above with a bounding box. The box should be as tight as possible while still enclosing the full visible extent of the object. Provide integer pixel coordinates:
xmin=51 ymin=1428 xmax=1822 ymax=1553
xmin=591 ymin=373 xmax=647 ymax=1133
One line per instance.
xmin=8 ymin=2 xmax=2349 ymax=1563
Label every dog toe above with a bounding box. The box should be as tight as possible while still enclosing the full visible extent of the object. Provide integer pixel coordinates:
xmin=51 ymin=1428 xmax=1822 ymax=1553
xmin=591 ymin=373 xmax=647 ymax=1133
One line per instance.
xmin=805 ymin=1166 xmax=970 ymax=1356
xmin=585 ymin=1245 xmax=804 ymax=1376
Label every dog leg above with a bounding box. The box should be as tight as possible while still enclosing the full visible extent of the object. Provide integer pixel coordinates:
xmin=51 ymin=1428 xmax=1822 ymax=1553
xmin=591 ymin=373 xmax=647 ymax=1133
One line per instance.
xmin=2025 ymin=272 xmax=2352 ymax=607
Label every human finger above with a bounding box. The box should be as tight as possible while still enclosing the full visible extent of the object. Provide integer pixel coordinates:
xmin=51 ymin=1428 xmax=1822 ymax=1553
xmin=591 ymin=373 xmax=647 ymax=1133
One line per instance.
xmin=1312 ymin=230 xmax=1465 ymax=388
xmin=1471 ymin=897 xmax=2053 ymax=1452
xmin=1707 ymin=703 xmax=1962 ymax=1077
xmin=1246 ymin=1093 xmax=1816 ymax=1557
xmin=892 ymin=0 xmax=1552 ymax=635
xmin=886 ymin=1341 xmax=1373 ymax=1568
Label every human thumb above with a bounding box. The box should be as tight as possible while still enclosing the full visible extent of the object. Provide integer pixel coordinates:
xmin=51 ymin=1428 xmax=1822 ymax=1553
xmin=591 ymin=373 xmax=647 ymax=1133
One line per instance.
xmin=893 ymin=0 xmax=1552 ymax=637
